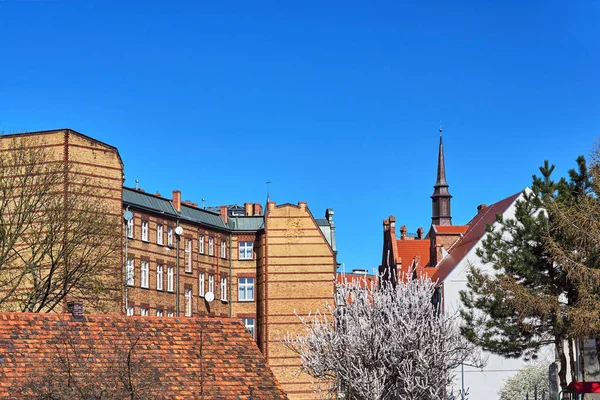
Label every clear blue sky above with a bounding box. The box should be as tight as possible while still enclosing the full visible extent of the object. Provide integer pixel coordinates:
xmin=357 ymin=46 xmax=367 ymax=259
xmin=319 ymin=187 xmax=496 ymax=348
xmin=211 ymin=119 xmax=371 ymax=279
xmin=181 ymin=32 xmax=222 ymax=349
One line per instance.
xmin=1 ymin=0 xmax=598 ymax=273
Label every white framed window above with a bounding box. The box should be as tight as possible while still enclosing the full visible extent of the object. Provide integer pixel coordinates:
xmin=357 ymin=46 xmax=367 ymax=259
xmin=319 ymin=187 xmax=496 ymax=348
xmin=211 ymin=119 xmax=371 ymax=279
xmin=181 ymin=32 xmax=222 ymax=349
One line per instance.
xmin=220 ymin=276 xmax=228 ymax=301
xmin=156 ymin=264 xmax=163 ymax=291
xmin=220 ymin=240 xmax=227 ymax=259
xmin=238 ymin=277 xmax=254 ymax=301
xmin=156 ymin=309 xmax=163 ymax=317
xmin=157 ymin=224 xmax=163 ymax=245
xmin=199 ymin=273 xmax=205 ymax=297
xmin=126 ymin=306 xmax=134 ymax=316
xmin=141 ymin=220 xmax=149 ymax=242
xmin=242 ymin=318 xmax=255 ymax=339
xmin=239 ymin=242 xmax=253 ymax=260
xmin=167 ymin=266 xmax=174 ymax=292
xmin=208 ymin=274 xmax=214 ymax=294
xmin=185 ymin=238 xmax=192 ymax=272
xmin=140 ymin=307 xmax=149 ymax=316
xmin=126 ymin=217 xmax=134 ymax=239
xmin=208 ymin=237 xmax=214 ymax=256
xmin=167 ymin=311 xmax=174 ymax=317
xmin=199 ymin=235 xmax=204 ymax=254
xmin=167 ymin=227 xmax=173 ymax=247
xmin=126 ymin=258 xmax=134 ymax=286
xmin=140 ymin=260 xmax=149 ymax=288
xmin=185 ymin=288 xmax=192 ymax=317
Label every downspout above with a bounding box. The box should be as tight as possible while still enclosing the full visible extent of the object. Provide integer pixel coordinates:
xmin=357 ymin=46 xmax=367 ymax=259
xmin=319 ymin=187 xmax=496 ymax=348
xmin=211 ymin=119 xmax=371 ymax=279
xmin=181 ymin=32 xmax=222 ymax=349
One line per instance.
xmin=176 ymin=219 xmax=180 ymax=316
xmin=229 ymin=233 xmax=233 ymax=317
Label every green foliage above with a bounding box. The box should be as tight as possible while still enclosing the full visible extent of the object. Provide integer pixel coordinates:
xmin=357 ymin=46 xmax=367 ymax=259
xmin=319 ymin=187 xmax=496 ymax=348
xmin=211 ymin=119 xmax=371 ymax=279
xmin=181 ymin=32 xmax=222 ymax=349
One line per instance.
xmin=460 ymin=154 xmax=597 ymax=387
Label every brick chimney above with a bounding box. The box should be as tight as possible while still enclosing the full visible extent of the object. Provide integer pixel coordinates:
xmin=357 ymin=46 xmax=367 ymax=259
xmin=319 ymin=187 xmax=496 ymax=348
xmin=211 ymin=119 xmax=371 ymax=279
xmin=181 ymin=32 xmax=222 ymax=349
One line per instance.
xmin=253 ymin=203 xmax=263 ymax=216
xmin=244 ymin=202 xmax=253 ymax=216
xmin=220 ymin=205 xmax=228 ymax=224
xmin=172 ymin=190 xmax=181 ymax=212
xmin=383 ymin=219 xmax=390 ymax=231
xmin=400 ymin=225 xmax=407 ymax=240
xmin=417 ymin=227 xmax=424 ymax=240
xmin=477 ymin=204 xmax=487 ymax=213
xmin=389 ymin=216 xmax=396 ymax=238
xmin=67 ymin=301 xmax=84 ymax=320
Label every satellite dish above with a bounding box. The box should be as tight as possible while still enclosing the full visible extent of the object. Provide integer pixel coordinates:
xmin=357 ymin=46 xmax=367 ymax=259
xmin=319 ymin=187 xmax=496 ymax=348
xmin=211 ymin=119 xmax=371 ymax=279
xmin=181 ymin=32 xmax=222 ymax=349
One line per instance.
xmin=175 ymin=226 xmax=183 ymax=235
xmin=123 ymin=210 xmax=133 ymax=221
xmin=204 ymin=292 xmax=214 ymax=302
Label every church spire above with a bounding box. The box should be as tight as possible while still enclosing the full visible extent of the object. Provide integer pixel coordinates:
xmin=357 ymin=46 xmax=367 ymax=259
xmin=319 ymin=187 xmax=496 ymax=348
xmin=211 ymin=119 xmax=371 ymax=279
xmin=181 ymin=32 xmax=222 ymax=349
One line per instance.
xmin=431 ymin=129 xmax=452 ymax=226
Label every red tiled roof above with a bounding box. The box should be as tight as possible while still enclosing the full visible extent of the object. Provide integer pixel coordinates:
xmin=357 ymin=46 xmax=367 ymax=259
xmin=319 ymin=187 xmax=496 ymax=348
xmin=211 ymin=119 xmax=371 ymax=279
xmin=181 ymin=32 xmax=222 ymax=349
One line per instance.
xmin=336 ymin=273 xmax=378 ymax=288
xmin=431 ymin=192 xmax=521 ymax=283
xmin=434 ymin=225 xmax=469 ymax=234
xmin=0 ymin=313 xmax=287 ymax=399
xmin=397 ymin=240 xmax=432 ymax=279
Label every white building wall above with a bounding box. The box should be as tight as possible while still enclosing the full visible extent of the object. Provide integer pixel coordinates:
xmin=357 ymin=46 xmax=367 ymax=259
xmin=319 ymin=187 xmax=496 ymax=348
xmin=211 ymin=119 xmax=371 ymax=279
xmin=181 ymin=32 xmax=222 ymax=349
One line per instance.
xmin=441 ymin=193 xmax=553 ymax=399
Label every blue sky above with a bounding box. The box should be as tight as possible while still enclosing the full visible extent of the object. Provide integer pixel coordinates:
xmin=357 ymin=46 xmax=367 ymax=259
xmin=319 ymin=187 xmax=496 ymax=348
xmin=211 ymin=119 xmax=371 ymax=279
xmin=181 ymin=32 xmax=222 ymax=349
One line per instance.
xmin=1 ymin=0 xmax=598 ymax=273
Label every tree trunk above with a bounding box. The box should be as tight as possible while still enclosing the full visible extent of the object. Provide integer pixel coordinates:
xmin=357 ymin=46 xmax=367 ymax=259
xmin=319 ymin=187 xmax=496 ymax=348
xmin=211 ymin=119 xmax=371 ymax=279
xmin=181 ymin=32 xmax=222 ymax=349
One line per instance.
xmin=568 ymin=339 xmax=577 ymax=383
xmin=556 ymin=338 xmax=568 ymax=389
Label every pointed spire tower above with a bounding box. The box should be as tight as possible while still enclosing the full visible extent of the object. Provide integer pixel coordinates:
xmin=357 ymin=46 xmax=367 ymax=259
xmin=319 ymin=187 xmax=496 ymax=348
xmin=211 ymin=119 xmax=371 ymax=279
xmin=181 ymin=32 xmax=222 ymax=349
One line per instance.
xmin=431 ymin=127 xmax=452 ymax=226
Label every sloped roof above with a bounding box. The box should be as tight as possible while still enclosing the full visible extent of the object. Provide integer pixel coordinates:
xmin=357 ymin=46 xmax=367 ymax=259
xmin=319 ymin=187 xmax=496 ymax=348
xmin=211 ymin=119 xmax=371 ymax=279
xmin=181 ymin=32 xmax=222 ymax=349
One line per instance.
xmin=433 ymin=225 xmax=469 ymax=234
xmin=431 ymin=192 xmax=521 ymax=283
xmin=336 ymin=273 xmax=377 ymax=288
xmin=315 ymin=218 xmax=329 ymax=227
xmin=123 ymin=187 xmax=229 ymax=230
xmin=0 ymin=312 xmax=287 ymax=399
xmin=228 ymin=216 xmax=265 ymax=231
xmin=397 ymin=240 xmax=432 ymax=278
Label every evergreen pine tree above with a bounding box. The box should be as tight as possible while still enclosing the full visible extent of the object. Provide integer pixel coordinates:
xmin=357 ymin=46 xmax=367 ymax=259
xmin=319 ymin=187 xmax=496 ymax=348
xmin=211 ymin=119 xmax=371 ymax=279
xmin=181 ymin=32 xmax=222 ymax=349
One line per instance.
xmin=460 ymin=155 xmax=597 ymax=389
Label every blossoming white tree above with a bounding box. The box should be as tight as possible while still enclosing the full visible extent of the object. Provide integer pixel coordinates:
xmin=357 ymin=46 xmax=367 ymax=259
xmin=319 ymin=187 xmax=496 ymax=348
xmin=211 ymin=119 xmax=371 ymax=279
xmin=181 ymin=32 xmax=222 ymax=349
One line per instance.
xmin=285 ymin=276 xmax=484 ymax=400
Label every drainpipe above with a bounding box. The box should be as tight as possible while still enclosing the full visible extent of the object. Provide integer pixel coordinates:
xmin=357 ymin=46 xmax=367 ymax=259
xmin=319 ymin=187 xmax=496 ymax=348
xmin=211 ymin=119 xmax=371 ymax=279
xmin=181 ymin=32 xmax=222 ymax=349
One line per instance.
xmin=175 ymin=221 xmax=181 ymax=316
xmin=229 ymin=233 xmax=233 ymax=317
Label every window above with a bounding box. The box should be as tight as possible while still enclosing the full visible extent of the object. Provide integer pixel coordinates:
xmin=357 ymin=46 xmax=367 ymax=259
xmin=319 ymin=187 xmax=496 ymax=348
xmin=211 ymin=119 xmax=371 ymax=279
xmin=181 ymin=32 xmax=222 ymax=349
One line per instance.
xmin=238 ymin=277 xmax=254 ymax=301
xmin=167 ymin=266 xmax=174 ymax=292
xmin=156 ymin=264 xmax=163 ymax=291
xmin=126 ymin=258 xmax=134 ymax=286
xmin=220 ymin=240 xmax=227 ymax=259
xmin=167 ymin=311 xmax=174 ymax=317
xmin=167 ymin=227 xmax=173 ymax=246
xmin=140 ymin=261 xmax=149 ymax=288
xmin=220 ymin=277 xmax=228 ymax=301
xmin=126 ymin=217 xmax=134 ymax=239
xmin=126 ymin=306 xmax=134 ymax=316
xmin=208 ymin=237 xmax=214 ymax=256
xmin=208 ymin=274 xmax=214 ymax=294
xmin=185 ymin=288 xmax=192 ymax=317
xmin=157 ymin=224 xmax=163 ymax=245
xmin=199 ymin=235 xmax=204 ymax=254
xmin=199 ymin=273 xmax=205 ymax=297
xmin=156 ymin=309 xmax=163 ymax=317
xmin=185 ymin=238 xmax=192 ymax=272
xmin=239 ymin=242 xmax=253 ymax=260
xmin=141 ymin=220 xmax=149 ymax=242
xmin=140 ymin=307 xmax=149 ymax=316
xmin=242 ymin=318 xmax=255 ymax=339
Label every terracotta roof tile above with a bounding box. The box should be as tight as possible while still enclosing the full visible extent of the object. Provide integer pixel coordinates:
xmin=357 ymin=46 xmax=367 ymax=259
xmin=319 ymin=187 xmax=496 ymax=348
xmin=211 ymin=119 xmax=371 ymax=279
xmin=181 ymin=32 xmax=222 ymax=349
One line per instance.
xmin=431 ymin=192 xmax=521 ymax=283
xmin=396 ymin=240 xmax=432 ymax=278
xmin=0 ymin=312 xmax=287 ymax=399
xmin=433 ymin=225 xmax=469 ymax=234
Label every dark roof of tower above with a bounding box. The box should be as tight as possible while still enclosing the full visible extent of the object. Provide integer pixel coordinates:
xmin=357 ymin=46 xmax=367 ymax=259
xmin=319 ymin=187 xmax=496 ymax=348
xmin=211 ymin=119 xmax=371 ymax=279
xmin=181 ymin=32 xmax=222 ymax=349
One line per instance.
xmin=432 ymin=135 xmax=451 ymax=197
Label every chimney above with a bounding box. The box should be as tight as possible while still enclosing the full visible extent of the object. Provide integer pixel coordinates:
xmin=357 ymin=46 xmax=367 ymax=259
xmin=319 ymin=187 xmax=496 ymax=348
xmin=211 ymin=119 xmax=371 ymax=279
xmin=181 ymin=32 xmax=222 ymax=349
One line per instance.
xmin=244 ymin=202 xmax=253 ymax=216
xmin=253 ymin=203 xmax=263 ymax=216
xmin=417 ymin=227 xmax=424 ymax=240
xmin=67 ymin=301 xmax=84 ymax=320
xmin=154 ymin=192 xmax=161 ymax=197
xmin=172 ymin=190 xmax=181 ymax=212
xmin=220 ymin=205 xmax=228 ymax=224
xmin=400 ymin=225 xmax=407 ymax=240
xmin=383 ymin=219 xmax=390 ymax=232
xmin=326 ymin=208 xmax=335 ymax=228
xmin=477 ymin=204 xmax=487 ymax=213
xmin=389 ymin=216 xmax=396 ymax=238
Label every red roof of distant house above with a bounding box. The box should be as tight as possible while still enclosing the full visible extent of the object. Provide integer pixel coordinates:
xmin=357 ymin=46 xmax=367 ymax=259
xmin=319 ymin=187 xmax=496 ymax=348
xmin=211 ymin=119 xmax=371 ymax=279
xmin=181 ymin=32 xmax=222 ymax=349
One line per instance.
xmin=433 ymin=225 xmax=469 ymax=234
xmin=397 ymin=240 xmax=432 ymax=279
xmin=431 ymin=192 xmax=521 ymax=283
xmin=336 ymin=273 xmax=378 ymax=288
xmin=0 ymin=312 xmax=287 ymax=399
